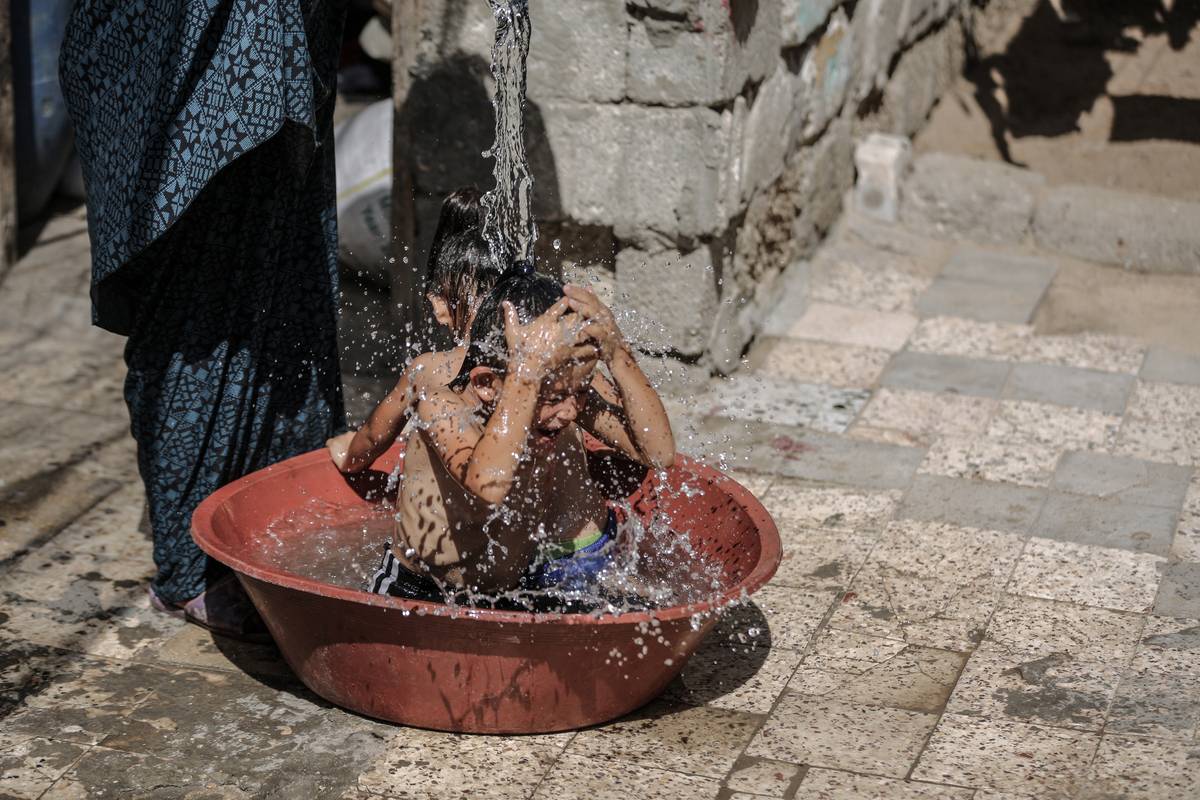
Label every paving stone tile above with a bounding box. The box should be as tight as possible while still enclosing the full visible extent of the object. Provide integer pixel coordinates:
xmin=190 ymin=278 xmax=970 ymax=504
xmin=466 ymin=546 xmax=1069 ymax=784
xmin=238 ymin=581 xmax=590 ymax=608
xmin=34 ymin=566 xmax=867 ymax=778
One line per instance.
xmin=1127 ymin=380 xmax=1200 ymax=425
xmin=793 ymin=769 xmax=973 ymax=799
xmin=920 ymin=436 xmax=1060 ymax=487
xmin=1140 ymin=346 xmax=1200 ymax=386
xmin=745 ymin=584 xmax=841 ymax=651
xmin=1154 ymin=561 xmax=1200 ymax=618
xmin=985 ymin=595 xmax=1144 ymax=665
xmin=689 ymin=416 xmax=786 ymax=474
xmin=1113 ymin=417 xmax=1200 ymax=466
xmin=1171 ymin=518 xmax=1200 ymax=561
xmin=1008 ymin=538 xmax=1164 ymax=613
xmin=770 ymin=525 xmax=877 ymax=591
xmin=939 ymin=247 xmax=1058 ymax=292
xmin=911 ymin=714 xmax=1098 ymax=793
xmin=851 ymin=388 xmax=997 ymax=447
xmin=531 ymin=753 xmax=720 ymax=800
xmin=667 ymin=637 xmax=803 ymax=714
xmin=828 ymin=562 xmax=1002 ymax=652
xmin=725 ymin=469 xmax=775 ymax=500
xmin=790 ymin=628 xmax=965 ymax=713
xmin=358 ymin=729 xmax=566 ymax=800
xmin=763 ymin=480 xmax=902 ymax=529
xmin=809 ymin=246 xmax=934 ymax=313
xmin=750 ymin=338 xmax=893 ymax=389
xmin=780 ymin=302 xmax=919 ymax=351
xmin=1052 ymin=451 xmax=1192 ymax=508
xmin=0 ymin=336 xmax=127 ymax=418
xmin=1087 ymin=734 xmax=1200 ymax=799
xmin=145 ymin=624 xmax=295 ymax=682
xmin=881 ymin=352 xmax=1011 ymax=397
xmin=916 ymin=277 xmax=1048 ymax=324
xmin=907 ymin=317 xmax=1033 ymax=362
xmin=0 ymin=565 xmax=180 ymax=662
xmin=986 ymin=400 xmax=1121 ymax=451
xmin=945 ymin=646 xmax=1121 ymax=731
xmin=1002 ymin=363 xmax=1135 ymax=414
xmin=0 ymin=402 xmax=128 ymax=503
xmin=748 ymin=693 xmax=938 ymax=778
xmin=704 ymin=376 xmax=870 ymax=433
xmin=1033 ymin=491 xmax=1179 ymax=556
xmin=1132 ymin=615 xmax=1200 ymax=676
xmin=870 ymin=519 xmax=1026 ymax=584
xmin=898 ymin=475 xmax=1046 ymax=534
xmin=1171 ymin=475 xmax=1200 ymax=561
xmin=770 ymin=429 xmax=925 ymax=491
xmin=101 ymin=668 xmax=392 ymax=796
xmin=0 ymin=655 xmax=165 ymax=746
xmin=40 ymin=744 xmax=261 ymax=799
xmin=1018 ymin=333 xmax=1145 ymax=374
xmin=724 ymin=755 xmax=802 ymax=797
xmin=0 ymin=737 xmax=90 ymax=800
xmin=567 ymin=700 xmax=761 ymax=779
xmin=1106 ymin=667 xmax=1200 ymax=740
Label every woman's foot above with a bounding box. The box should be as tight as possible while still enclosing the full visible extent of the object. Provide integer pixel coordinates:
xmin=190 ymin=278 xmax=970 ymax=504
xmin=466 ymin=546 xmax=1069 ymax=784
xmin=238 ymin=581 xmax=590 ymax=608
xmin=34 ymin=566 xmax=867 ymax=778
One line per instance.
xmin=149 ymin=574 xmax=273 ymax=644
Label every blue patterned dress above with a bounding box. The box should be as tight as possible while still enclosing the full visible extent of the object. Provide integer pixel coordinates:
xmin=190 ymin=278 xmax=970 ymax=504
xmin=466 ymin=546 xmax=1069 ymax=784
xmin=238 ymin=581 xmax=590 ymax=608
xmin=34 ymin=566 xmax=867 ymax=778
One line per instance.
xmin=60 ymin=0 xmax=347 ymax=603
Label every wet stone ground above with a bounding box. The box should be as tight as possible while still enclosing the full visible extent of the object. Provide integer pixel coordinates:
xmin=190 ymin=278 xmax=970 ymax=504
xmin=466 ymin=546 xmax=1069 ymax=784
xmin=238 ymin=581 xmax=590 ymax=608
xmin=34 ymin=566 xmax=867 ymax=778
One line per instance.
xmin=2 ymin=204 xmax=1200 ymax=798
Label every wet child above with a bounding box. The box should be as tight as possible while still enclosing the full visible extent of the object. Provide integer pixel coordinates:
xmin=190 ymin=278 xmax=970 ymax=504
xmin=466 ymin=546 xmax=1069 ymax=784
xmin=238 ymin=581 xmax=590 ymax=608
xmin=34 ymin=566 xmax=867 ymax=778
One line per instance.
xmin=370 ymin=262 xmax=675 ymax=599
xmin=327 ymin=187 xmax=498 ymax=473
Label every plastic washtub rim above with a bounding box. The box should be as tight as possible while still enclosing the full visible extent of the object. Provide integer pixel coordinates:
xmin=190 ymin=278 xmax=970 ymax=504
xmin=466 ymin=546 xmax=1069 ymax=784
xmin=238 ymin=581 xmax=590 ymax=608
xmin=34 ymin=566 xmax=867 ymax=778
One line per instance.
xmin=191 ymin=445 xmax=781 ymax=628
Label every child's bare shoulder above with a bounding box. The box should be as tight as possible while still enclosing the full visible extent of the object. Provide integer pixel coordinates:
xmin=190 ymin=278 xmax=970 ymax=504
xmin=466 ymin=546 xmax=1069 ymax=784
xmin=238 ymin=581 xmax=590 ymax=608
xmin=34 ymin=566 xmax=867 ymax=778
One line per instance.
xmin=405 ymin=350 xmax=463 ymax=392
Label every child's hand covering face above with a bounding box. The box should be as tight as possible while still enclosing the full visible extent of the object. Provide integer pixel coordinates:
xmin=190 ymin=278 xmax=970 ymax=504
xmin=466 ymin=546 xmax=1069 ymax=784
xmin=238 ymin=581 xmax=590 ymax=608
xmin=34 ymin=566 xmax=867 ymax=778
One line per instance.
xmin=502 ymin=297 xmax=599 ymax=383
xmin=562 ymin=284 xmax=624 ymax=362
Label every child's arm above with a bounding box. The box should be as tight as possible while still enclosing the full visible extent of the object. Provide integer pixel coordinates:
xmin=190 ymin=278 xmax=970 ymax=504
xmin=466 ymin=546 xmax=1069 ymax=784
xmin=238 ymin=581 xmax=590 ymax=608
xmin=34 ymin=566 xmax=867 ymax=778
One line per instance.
xmin=459 ymin=299 xmax=596 ymax=504
xmin=328 ymin=368 xmax=418 ymax=473
xmin=566 ymin=284 xmax=676 ymax=469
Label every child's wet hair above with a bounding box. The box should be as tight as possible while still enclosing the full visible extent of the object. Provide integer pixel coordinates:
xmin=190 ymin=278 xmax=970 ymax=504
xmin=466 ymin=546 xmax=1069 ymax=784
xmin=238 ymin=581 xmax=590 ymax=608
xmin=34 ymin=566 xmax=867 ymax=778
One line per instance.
xmin=450 ymin=260 xmax=565 ymax=389
xmin=426 ymin=186 xmax=482 ymax=287
xmin=431 ymin=228 xmax=502 ymax=331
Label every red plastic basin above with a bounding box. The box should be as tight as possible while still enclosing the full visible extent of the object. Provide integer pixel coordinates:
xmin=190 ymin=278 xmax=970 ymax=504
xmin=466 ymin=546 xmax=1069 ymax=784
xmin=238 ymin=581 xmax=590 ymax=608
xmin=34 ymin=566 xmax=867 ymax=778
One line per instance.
xmin=191 ymin=444 xmax=780 ymax=734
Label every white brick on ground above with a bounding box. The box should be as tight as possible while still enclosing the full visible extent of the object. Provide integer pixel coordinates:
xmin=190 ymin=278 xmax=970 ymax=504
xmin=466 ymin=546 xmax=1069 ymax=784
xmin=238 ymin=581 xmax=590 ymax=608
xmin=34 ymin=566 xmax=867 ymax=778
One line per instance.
xmin=854 ymin=133 xmax=912 ymax=223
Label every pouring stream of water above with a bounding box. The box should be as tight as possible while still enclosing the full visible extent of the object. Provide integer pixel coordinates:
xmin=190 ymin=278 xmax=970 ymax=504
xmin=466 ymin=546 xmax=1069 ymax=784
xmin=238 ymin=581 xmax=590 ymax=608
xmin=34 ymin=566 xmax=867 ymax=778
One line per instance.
xmin=481 ymin=0 xmax=537 ymax=267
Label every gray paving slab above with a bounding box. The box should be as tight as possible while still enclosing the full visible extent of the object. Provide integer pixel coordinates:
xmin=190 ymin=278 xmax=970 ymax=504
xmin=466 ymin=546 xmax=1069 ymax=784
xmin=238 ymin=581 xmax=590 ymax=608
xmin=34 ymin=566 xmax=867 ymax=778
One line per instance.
xmin=941 ymin=247 xmax=1059 ymax=290
xmin=1052 ymin=451 xmax=1192 ymax=509
xmin=915 ymin=277 xmax=1047 ymax=323
xmin=769 ymin=428 xmax=925 ymax=490
xmin=1033 ymin=491 xmax=1180 ymax=557
xmin=1155 ymin=562 xmax=1200 ymax=619
xmin=881 ymin=351 xmax=1011 ymax=397
xmin=691 ymin=416 xmax=786 ymax=474
xmin=898 ymin=475 xmax=1046 ymax=533
xmin=1002 ymin=363 xmax=1136 ymax=414
xmin=1106 ymin=669 xmax=1200 ymax=740
xmin=1140 ymin=347 xmax=1200 ymax=386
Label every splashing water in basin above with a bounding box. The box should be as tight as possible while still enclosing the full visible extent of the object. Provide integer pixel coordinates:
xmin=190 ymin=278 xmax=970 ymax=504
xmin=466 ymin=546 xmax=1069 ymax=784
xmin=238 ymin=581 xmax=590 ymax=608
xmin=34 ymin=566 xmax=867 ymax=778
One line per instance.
xmin=254 ymin=487 xmax=729 ymax=616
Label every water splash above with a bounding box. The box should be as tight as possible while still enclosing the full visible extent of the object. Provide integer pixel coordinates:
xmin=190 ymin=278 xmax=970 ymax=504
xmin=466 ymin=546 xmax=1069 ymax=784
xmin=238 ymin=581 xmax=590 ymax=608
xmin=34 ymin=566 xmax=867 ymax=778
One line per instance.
xmin=481 ymin=0 xmax=537 ymax=267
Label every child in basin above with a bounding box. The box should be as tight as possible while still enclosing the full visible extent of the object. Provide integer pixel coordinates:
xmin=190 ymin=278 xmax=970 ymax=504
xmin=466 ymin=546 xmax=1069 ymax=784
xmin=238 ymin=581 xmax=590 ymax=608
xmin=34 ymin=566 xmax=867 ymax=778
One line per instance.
xmin=327 ymin=187 xmax=497 ymax=472
xmin=369 ymin=262 xmax=675 ymax=600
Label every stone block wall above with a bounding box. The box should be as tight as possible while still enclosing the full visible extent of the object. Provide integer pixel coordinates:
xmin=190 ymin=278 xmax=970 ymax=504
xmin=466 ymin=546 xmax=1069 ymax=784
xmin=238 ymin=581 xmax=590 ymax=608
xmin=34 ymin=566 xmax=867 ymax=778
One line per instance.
xmin=395 ymin=0 xmax=969 ymax=371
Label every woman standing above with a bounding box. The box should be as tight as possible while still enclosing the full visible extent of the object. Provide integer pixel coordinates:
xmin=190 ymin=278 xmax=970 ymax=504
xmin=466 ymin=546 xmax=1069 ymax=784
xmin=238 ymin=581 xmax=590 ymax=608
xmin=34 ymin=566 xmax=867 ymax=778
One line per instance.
xmin=60 ymin=0 xmax=349 ymax=638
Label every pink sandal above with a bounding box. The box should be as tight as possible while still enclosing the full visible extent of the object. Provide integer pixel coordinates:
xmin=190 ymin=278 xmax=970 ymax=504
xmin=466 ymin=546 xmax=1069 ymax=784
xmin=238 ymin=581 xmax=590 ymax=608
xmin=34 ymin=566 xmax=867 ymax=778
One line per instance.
xmin=149 ymin=574 xmax=273 ymax=644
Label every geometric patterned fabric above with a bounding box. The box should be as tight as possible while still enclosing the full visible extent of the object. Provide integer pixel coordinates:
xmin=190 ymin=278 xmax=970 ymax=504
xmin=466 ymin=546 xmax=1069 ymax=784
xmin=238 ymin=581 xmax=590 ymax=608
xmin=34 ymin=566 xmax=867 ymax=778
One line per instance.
xmin=60 ymin=0 xmax=348 ymax=602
